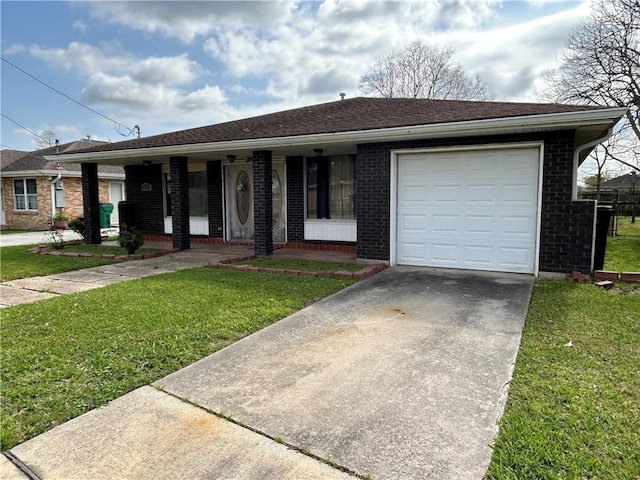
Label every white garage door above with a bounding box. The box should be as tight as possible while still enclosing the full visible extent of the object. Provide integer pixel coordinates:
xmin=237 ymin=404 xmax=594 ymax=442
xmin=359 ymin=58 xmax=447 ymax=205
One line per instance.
xmin=396 ymin=148 xmax=540 ymax=273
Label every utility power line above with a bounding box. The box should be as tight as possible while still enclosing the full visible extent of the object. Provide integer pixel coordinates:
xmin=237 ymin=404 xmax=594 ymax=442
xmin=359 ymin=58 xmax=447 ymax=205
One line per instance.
xmin=1 ymin=56 xmax=140 ymax=138
xmin=1 ymin=113 xmax=51 ymax=142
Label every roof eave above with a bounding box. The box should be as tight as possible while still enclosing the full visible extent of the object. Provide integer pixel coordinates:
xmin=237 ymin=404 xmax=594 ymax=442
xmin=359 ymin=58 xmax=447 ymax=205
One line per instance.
xmin=48 ymin=107 xmax=628 ymax=163
xmin=0 ymin=169 xmax=125 ymax=179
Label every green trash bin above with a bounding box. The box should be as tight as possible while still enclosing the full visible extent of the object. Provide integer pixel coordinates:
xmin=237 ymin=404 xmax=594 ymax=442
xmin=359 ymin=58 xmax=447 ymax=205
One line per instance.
xmin=99 ymin=203 xmax=114 ymax=228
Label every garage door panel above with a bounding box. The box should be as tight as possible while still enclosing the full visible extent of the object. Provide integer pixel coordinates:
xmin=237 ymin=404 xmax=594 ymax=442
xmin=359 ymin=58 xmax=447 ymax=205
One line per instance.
xmin=501 ymin=184 xmax=537 ymax=203
xmin=433 ymin=185 xmax=461 ymax=203
xmin=501 ymin=215 xmax=535 ymax=236
xmin=399 ymin=242 xmax=428 ymax=263
xmin=397 ymin=148 xmax=539 ymax=273
xmin=431 ymin=214 xmax=460 ymax=233
xmin=431 ymin=243 xmax=459 ymax=263
xmin=464 ymin=215 xmax=496 ymax=234
xmin=399 ymin=214 xmax=428 ymax=233
xmin=401 ymin=186 xmax=429 ymax=204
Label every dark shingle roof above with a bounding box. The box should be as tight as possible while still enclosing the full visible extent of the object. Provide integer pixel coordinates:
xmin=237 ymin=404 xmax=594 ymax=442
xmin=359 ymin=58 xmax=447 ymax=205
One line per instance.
xmin=596 ymin=173 xmax=640 ymax=191
xmin=1 ymin=140 xmax=124 ymax=175
xmin=63 ymin=97 xmax=611 ymax=155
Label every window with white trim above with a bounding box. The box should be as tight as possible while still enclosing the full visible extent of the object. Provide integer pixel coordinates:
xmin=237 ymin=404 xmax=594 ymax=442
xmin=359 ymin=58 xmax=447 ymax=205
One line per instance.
xmin=306 ymin=155 xmax=355 ymax=219
xmin=164 ymin=172 xmax=208 ymax=217
xmin=13 ymin=178 xmax=38 ymax=211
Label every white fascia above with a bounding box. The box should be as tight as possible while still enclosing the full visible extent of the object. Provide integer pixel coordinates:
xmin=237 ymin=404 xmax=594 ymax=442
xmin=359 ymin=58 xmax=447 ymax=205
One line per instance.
xmin=0 ymin=170 xmax=125 ymax=179
xmin=47 ymin=107 xmax=628 ymax=164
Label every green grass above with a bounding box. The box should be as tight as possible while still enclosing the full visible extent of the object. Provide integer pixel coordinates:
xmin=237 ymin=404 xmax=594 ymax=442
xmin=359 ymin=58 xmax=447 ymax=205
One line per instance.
xmin=0 ymin=245 xmax=121 ymax=282
xmin=234 ymin=257 xmax=363 ymax=272
xmin=615 ymin=215 xmax=640 ymax=237
xmin=486 ymin=280 xmax=640 ymax=479
xmin=0 ymin=267 xmax=355 ymax=449
xmin=604 ymin=236 xmax=640 ymax=272
xmin=60 ymin=243 xmax=158 ymax=256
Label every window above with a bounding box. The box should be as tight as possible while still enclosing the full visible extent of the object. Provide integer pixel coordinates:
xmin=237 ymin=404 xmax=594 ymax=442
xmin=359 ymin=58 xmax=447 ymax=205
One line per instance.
xmin=164 ymin=172 xmax=208 ymax=217
xmin=307 ymin=155 xmax=355 ymax=219
xmin=13 ymin=178 xmax=37 ymax=211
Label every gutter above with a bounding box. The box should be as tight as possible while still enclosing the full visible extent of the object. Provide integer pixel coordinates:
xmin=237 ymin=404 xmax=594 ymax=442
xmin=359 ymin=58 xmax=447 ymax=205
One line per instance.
xmin=572 ymin=126 xmax=614 ymax=201
xmin=46 ymin=107 xmax=628 ymax=163
xmin=0 ymin=170 xmax=125 ymax=180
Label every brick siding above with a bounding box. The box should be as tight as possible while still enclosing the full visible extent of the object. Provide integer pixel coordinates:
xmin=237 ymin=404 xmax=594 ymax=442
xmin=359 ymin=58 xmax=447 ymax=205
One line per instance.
xmin=123 ymin=164 xmax=164 ymax=234
xmin=170 ymin=157 xmax=190 ymax=250
xmin=285 ymin=156 xmax=304 ymax=243
xmin=253 ymin=150 xmax=273 ymax=256
xmin=81 ymin=163 xmax=101 ymax=244
xmin=207 ymin=160 xmax=224 ymax=238
xmin=2 ymin=176 xmax=112 ymax=230
xmin=356 ymin=130 xmax=596 ymax=273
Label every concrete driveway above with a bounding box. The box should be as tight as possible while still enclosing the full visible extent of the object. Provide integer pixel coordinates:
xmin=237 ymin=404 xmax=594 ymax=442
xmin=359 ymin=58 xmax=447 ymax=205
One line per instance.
xmin=6 ymin=267 xmax=533 ymax=480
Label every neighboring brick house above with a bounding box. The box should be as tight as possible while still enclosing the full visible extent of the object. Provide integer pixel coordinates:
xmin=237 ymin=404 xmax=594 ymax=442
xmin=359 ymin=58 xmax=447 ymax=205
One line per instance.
xmin=1 ymin=141 xmax=125 ymax=230
xmin=51 ymin=98 xmax=626 ymax=275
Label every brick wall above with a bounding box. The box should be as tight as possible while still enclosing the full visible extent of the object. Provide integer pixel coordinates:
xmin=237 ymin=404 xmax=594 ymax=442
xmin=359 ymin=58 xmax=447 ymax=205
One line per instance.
xmin=123 ymin=165 xmax=165 ymax=234
xmin=1 ymin=176 xmax=111 ymax=230
xmin=253 ymin=150 xmax=273 ymax=256
xmin=356 ymin=130 xmax=596 ymax=273
xmin=207 ymin=160 xmax=224 ymax=238
xmin=286 ymin=156 xmax=304 ymax=243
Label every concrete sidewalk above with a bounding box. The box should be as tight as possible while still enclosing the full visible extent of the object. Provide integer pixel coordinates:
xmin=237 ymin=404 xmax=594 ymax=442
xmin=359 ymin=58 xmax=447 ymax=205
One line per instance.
xmin=0 ymin=248 xmax=253 ymax=307
xmin=3 ymin=267 xmax=533 ymax=479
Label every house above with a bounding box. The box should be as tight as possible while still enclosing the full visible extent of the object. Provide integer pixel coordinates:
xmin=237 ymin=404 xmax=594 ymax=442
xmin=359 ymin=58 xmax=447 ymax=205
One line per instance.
xmin=581 ymin=172 xmax=639 ymax=215
xmin=1 ymin=140 xmax=125 ymax=230
xmin=48 ymin=97 xmax=626 ymax=275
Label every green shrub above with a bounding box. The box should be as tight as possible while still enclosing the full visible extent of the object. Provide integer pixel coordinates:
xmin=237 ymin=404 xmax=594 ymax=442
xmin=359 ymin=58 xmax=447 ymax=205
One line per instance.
xmin=118 ymin=226 xmax=144 ymax=254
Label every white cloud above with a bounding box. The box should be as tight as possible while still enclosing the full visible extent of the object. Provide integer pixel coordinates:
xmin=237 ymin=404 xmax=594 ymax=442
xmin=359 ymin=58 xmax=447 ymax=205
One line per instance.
xmin=72 ymin=20 xmax=88 ymax=32
xmin=2 ymin=44 xmax=26 ymax=55
xmin=86 ymin=1 xmax=297 ymax=43
xmin=9 ymin=0 xmax=594 ymax=146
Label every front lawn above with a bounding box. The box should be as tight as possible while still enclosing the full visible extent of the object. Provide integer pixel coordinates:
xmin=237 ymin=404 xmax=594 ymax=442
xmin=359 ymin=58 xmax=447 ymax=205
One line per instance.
xmin=234 ymin=257 xmax=364 ymax=272
xmin=604 ymin=235 xmax=640 ymax=272
xmin=0 ymin=245 xmax=121 ymax=282
xmin=57 ymin=243 xmax=159 ymax=256
xmin=486 ymin=280 xmax=640 ymax=479
xmin=0 ymin=267 xmax=354 ymax=449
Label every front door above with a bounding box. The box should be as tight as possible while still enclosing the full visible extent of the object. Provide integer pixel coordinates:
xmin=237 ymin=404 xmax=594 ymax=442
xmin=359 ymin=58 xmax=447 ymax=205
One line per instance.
xmin=109 ymin=182 xmax=125 ymax=226
xmin=225 ymin=162 xmax=286 ymax=242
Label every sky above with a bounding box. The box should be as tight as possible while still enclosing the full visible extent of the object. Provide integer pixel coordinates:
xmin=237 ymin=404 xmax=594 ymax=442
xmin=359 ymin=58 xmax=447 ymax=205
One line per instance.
xmin=1 ymin=0 xmax=593 ymax=153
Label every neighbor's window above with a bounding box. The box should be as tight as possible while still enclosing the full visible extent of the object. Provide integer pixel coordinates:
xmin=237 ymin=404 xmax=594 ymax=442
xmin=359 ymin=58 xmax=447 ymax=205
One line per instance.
xmin=307 ymin=155 xmax=355 ymax=220
xmin=13 ymin=178 xmax=38 ymax=211
xmin=164 ymin=172 xmax=208 ymax=217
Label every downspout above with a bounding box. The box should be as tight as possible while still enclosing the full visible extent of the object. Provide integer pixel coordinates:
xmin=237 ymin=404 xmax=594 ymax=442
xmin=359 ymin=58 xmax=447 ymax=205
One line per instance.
xmin=571 ymin=126 xmax=614 ymax=273
xmin=50 ymin=173 xmax=61 ymax=223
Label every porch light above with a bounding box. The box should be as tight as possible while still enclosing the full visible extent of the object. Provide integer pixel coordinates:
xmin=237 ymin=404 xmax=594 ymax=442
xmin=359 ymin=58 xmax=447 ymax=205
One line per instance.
xmin=143 ymin=160 xmax=152 ymax=167
xmin=314 ymin=148 xmax=323 ymax=157
xmin=227 ymin=154 xmax=236 ymax=163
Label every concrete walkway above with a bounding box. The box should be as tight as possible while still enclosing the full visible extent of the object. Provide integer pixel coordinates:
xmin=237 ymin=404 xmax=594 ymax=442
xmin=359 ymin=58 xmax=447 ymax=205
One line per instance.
xmin=0 ymin=248 xmax=252 ymax=308
xmin=0 ymin=228 xmax=119 ymax=247
xmin=3 ymin=267 xmax=533 ymax=480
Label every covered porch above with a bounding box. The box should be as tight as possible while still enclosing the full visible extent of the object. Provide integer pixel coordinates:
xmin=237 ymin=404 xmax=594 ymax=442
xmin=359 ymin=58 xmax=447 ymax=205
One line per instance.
xmin=78 ymin=144 xmax=358 ymax=259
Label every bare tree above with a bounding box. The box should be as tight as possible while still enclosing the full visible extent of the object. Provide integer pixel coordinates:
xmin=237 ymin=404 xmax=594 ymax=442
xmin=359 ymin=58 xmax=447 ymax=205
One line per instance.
xmin=359 ymin=40 xmax=492 ymax=101
xmin=581 ymin=145 xmax=612 ymax=200
xmin=545 ymin=0 xmax=639 ymax=172
xmin=35 ymin=129 xmax=58 ymax=150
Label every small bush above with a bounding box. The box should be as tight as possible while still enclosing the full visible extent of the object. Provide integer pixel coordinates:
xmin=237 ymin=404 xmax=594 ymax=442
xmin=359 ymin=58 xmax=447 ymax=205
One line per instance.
xmin=118 ymin=226 xmax=144 ymax=254
xmin=68 ymin=218 xmax=85 ymax=240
